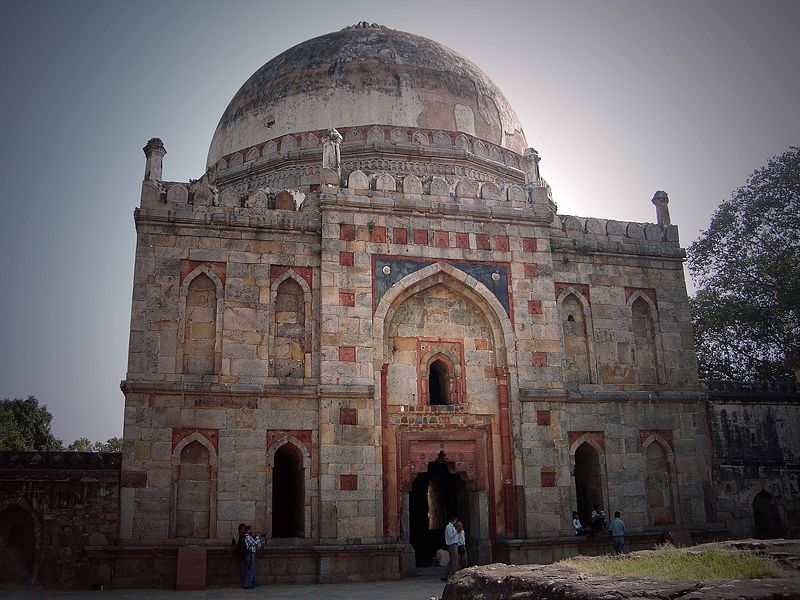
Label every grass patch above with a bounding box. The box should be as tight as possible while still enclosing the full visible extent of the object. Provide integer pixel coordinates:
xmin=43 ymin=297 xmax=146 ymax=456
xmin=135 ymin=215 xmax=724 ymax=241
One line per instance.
xmin=558 ymin=545 xmax=787 ymax=581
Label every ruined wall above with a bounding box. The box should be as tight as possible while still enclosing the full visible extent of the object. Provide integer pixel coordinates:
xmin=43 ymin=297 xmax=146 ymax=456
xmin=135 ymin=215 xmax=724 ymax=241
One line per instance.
xmin=708 ymin=382 xmax=800 ymax=538
xmin=0 ymin=452 xmax=120 ymax=588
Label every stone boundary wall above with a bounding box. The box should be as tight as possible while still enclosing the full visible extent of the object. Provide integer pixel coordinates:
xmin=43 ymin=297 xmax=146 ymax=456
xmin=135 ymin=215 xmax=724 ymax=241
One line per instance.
xmin=707 ymin=381 xmax=800 ymax=539
xmin=0 ymin=451 xmax=121 ymax=588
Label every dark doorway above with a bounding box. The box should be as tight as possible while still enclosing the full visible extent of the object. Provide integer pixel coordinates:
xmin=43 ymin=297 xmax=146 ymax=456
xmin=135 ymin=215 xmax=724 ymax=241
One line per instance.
xmin=272 ymin=444 xmax=304 ymax=538
xmin=0 ymin=506 xmax=36 ymax=584
xmin=409 ymin=459 xmax=467 ymax=567
xmin=574 ymin=442 xmax=604 ymax=525
xmin=429 ymin=360 xmax=448 ymax=405
xmin=752 ymin=490 xmax=782 ymax=539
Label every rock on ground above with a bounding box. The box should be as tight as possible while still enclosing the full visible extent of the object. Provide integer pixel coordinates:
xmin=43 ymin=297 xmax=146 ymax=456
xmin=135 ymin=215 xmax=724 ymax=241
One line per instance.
xmin=440 ymin=539 xmax=800 ymax=600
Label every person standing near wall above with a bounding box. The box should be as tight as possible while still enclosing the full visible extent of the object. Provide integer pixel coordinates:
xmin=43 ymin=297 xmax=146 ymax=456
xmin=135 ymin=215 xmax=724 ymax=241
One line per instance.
xmin=609 ymin=511 xmax=625 ymax=555
xmin=235 ymin=523 xmax=248 ymax=588
xmin=456 ymin=521 xmax=467 ymax=569
xmin=243 ymin=525 xmax=263 ymax=588
xmin=441 ymin=515 xmax=460 ymax=581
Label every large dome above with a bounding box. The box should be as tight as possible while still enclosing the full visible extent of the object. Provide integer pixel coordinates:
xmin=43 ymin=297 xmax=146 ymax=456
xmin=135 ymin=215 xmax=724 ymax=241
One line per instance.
xmin=207 ymin=23 xmax=527 ymax=168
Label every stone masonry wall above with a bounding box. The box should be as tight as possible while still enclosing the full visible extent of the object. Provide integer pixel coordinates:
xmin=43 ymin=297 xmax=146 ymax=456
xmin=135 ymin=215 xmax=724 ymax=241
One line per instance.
xmin=0 ymin=452 xmax=120 ymax=588
xmin=708 ymin=383 xmax=800 ymax=538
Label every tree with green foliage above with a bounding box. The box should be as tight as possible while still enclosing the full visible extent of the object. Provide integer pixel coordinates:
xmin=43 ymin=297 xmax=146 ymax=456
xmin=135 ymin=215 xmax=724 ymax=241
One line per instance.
xmin=0 ymin=396 xmax=64 ymax=451
xmin=66 ymin=436 xmax=122 ymax=453
xmin=688 ymin=147 xmax=800 ymax=381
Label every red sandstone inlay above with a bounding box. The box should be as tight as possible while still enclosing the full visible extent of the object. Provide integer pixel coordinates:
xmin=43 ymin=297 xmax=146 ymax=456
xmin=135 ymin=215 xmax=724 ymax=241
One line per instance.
xmin=528 ymin=300 xmax=542 ymax=314
xmin=555 ymin=282 xmax=590 ymax=304
xmin=340 ymin=224 xmax=355 ymax=241
xmin=339 ymin=292 xmax=355 ymax=307
xmin=531 ymin=352 xmax=547 ymax=367
xmin=340 ymin=407 xmax=358 ymax=425
xmin=413 ymin=229 xmax=429 ymax=245
xmin=522 ymin=237 xmax=537 ymax=253
xmin=476 ymin=234 xmax=491 ymax=250
xmin=172 ymin=427 xmax=219 ymax=452
xmin=370 ymin=226 xmax=387 ymax=243
xmin=340 ymin=474 xmax=358 ymax=491
xmin=455 ymin=233 xmax=470 ymax=249
xmin=524 ymin=263 xmax=539 ymax=278
xmin=540 ymin=468 xmax=556 ymax=487
xmin=339 ymin=346 xmax=356 ymax=362
xmin=392 ymin=228 xmax=408 ymax=244
xmin=639 ymin=429 xmax=673 ymax=448
xmin=495 ymin=236 xmax=510 ymax=252
xmin=339 ymin=251 xmax=354 ymax=266
xmin=267 ymin=429 xmax=312 ymax=453
xmin=537 ymin=410 xmax=551 ymax=426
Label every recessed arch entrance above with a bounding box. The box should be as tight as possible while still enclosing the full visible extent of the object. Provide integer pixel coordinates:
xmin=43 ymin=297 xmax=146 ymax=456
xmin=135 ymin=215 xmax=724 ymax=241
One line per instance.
xmin=409 ymin=458 xmax=468 ymax=567
xmin=752 ymin=490 xmax=782 ymax=539
xmin=0 ymin=506 xmax=36 ymax=584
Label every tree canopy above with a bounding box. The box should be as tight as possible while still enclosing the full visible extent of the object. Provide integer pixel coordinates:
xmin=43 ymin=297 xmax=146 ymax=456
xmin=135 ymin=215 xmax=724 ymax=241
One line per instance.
xmin=0 ymin=396 xmax=64 ymax=451
xmin=688 ymin=147 xmax=800 ymax=381
xmin=0 ymin=396 xmax=123 ymax=453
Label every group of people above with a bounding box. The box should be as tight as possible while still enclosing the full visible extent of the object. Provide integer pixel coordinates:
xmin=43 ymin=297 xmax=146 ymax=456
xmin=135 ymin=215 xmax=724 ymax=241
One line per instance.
xmin=235 ymin=523 xmax=264 ymax=589
xmin=572 ymin=505 xmax=626 ymax=554
xmin=435 ymin=515 xmax=467 ymax=581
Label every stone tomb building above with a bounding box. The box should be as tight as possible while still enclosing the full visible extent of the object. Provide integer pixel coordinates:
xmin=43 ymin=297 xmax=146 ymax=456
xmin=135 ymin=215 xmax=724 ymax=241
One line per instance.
xmin=120 ymin=23 xmax=715 ymax=582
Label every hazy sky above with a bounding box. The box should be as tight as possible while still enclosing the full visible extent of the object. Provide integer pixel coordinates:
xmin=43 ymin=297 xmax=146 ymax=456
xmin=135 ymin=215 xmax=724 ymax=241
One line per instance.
xmin=0 ymin=0 xmax=798 ymax=444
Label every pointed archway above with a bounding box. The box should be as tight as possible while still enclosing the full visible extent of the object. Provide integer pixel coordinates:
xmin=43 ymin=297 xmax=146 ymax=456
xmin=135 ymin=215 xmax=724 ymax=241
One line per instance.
xmin=409 ymin=457 xmax=469 ymax=567
xmin=0 ymin=506 xmax=36 ymax=585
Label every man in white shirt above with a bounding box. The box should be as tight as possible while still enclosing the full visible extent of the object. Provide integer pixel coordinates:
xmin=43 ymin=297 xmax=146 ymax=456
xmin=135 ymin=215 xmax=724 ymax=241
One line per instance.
xmin=441 ymin=515 xmax=460 ymax=581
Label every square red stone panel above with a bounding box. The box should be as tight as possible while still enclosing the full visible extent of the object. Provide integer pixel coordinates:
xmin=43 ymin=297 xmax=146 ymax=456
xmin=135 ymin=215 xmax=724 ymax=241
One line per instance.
xmin=339 ymin=251 xmax=354 ymax=266
xmin=455 ymin=232 xmax=470 ymax=249
xmin=434 ymin=231 xmax=449 ymax=248
xmin=537 ymin=410 xmax=551 ymax=426
xmin=522 ymin=237 xmax=537 ymax=253
xmin=540 ymin=469 xmax=556 ymax=487
xmin=392 ymin=227 xmax=408 ymax=244
xmin=339 ymin=292 xmax=355 ymax=307
xmin=339 ymin=346 xmax=356 ymax=362
xmin=370 ymin=226 xmax=387 ymax=243
xmin=528 ymin=300 xmax=542 ymax=314
xmin=413 ymin=229 xmax=429 ymax=245
xmin=524 ymin=263 xmax=539 ymax=278
xmin=340 ymin=407 xmax=358 ymax=425
xmin=340 ymin=224 xmax=355 ymax=241
xmin=531 ymin=352 xmax=547 ymax=367
xmin=340 ymin=474 xmax=358 ymax=490
xmin=476 ymin=234 xmax=490 ymax=250
xmin=495 ymin=236 xmax=510 ymax=252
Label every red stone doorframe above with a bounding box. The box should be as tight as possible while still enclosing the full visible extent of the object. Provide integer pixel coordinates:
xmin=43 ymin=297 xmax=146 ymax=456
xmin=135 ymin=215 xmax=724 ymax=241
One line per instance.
xmin=395 ymin=427 xmax=497 ymax=560
xmin=495 ymin=366 xmax=516 ymax=536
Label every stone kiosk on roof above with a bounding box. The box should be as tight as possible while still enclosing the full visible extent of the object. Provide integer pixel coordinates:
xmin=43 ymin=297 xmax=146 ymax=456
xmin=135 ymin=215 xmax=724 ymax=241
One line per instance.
xmin=120 ymin=22 xmax=714 ymax=584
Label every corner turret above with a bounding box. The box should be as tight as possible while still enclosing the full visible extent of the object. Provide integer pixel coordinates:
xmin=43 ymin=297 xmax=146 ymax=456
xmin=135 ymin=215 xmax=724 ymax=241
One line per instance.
xmin=143 ymin=138 xmax=166 ymax=182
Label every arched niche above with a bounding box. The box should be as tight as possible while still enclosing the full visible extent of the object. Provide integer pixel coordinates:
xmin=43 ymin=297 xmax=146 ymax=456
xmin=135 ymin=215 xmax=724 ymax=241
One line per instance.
xmin=641 ymin=435 xmax=679 ymax=526
xmin=170 ymin=432 xmax=219 ymax=540
xmin=177 ymin=266 xmax=224 ymax=378
xmin=557 ymin=287 xmax=597 ymax=386
xmin=752 ymin=490 xmax=783 ymax=539
xmin=373 ymin=262 xmax=513 ymax=368
xmin=0 ymin=505 xmax=36 ymax=585
xmin=627 ymin=292 xmax=663 ymax=385
xmin=265 ymin=436 xmax=314 ymax=540
xmin=569 ymin=436 xmax=608 ymax=527
xmin=268 ymin=270 xmax=313 ymax=379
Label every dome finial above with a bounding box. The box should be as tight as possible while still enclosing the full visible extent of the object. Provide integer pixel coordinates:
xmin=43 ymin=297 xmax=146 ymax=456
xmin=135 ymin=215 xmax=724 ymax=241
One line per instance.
xmin=342 ymin=21 xmax=387 ymax=31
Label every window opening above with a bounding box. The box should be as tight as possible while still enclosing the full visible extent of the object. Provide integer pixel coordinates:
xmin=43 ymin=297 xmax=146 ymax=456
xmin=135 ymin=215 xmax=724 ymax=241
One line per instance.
xmin=429 ymin=359 xmax=449 ymax=405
